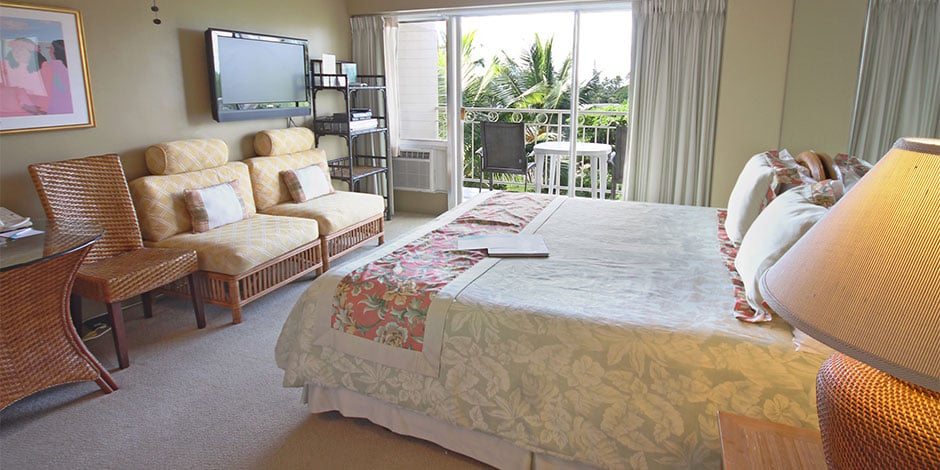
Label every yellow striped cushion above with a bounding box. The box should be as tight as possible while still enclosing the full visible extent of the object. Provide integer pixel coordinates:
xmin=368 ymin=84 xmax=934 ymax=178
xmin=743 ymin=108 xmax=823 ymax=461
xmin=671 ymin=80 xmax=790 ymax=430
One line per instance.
xmin=129 ymin=162 xmax=256 ymax=242
xmin=261 ymin=190 xmax=384 ymax=235
xmin=146 ymin=214 xmax=319 ymax=275
xmin=145 ymin=138 xmax=228 ymax=175
xmin=253 ymin=127 xmax=316 ymax=156
xmin=244 ymin=149 xmax=329 ymax=211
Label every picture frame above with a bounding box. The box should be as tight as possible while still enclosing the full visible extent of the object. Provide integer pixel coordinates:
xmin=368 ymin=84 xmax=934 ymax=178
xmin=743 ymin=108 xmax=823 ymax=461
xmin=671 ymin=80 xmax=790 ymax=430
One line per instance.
xmin=0 ymin=2 xmax=94 ymax=134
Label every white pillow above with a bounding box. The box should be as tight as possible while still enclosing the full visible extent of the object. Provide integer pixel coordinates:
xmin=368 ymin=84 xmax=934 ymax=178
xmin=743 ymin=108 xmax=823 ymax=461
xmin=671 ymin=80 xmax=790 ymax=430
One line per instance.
xmin=734 ymin=180 xmax=842 ymax=321
xmin=183 ymin=180 xmax=250 ymax=233
xmin=281 ymin=163 xmax=334 ymax=202
xmin=725 ymin=150 xmax=814 ymax=245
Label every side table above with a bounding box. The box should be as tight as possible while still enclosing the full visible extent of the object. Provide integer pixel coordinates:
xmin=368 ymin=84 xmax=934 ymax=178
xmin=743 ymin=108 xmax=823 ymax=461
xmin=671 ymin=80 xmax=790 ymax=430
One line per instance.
xmin=0 ymin=222 xmax=117 ymax=411
xmin=718 ymin=410 xmax=826 ymax=469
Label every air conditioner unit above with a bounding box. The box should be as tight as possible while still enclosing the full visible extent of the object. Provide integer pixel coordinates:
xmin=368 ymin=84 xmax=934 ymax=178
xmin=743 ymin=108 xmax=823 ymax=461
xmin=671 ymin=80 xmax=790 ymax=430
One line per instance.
xmin=394 ymin=140 xmax=447 ymax=192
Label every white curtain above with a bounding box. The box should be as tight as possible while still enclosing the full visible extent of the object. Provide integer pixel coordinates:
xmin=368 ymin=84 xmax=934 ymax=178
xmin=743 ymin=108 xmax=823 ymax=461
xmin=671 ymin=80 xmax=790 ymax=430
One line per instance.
xmin=350 ymin=16 xmax=401 ymax=157
xmin=626 ymin=0 xmax=726 ymax=206
xmin=849 ymin=0 xmax=940 ymax=163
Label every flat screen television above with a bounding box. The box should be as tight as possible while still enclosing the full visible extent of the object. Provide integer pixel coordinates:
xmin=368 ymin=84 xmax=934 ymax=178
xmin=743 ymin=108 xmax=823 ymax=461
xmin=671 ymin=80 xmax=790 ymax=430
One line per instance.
xmin=205 ymin=28 xmax=311 ymax=122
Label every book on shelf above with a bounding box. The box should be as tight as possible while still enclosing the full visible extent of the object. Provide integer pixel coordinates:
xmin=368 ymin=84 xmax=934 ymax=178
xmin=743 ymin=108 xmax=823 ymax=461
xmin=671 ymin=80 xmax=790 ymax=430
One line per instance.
xmin=456 ymin=234 xmax=549 ymax=258
xmin=315 ymin=117 xmax=378 ymax=133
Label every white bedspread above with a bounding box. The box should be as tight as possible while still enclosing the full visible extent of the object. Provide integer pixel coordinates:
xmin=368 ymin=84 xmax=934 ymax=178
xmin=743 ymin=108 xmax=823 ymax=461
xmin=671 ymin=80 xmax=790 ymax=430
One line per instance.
xmin=276 ymin=195 xmax=827 ymax=469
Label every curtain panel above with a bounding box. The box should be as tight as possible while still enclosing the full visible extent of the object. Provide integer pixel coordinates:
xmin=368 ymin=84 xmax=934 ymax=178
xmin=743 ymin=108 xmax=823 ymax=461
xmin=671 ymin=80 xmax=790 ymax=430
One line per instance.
xmin=849 ymin=0 xmax=940 ymax=163
xmin=626 ymin=0 xmax=726 ymax=206
xmin=350 ymin=16 xmax=401 ymax=159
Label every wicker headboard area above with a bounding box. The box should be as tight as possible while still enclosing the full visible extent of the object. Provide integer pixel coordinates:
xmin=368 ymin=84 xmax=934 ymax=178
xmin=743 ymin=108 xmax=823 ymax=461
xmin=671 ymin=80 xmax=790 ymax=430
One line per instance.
xmin=795 ymin=150 xmax=839 ymax=181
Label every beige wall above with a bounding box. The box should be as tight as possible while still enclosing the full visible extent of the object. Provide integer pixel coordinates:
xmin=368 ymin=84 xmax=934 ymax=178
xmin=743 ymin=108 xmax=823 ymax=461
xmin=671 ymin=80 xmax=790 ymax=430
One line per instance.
xmin=712 ymin=0 xmax=866 ymax=206
xmin=780 ymin=0 xmax=867 ymax=156
xmin=0 ymin=0 xmax=350 ymax=220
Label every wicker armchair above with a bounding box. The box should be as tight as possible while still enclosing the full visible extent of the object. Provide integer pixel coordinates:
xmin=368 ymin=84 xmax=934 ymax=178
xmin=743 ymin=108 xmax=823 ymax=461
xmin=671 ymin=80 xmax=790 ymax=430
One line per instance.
xmin=29 ymin=154 xmax=205 ymax=369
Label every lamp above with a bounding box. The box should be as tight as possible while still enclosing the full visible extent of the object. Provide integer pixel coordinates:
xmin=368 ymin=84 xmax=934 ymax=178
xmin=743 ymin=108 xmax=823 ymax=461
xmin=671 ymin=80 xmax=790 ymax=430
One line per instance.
xmin=760 ymin=137 xmax=940 ymax=468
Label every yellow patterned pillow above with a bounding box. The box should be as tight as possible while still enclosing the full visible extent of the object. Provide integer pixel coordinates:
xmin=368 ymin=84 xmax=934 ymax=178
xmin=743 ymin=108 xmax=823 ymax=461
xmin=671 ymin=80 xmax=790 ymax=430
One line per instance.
xmin=281 ymin=163 xmax=334 ymax=202
xmin=254 ymin=127 xmax=316 ymax=156
xmin=146 ymin=138 xmax=228 ymax=175
xmin=244 ymin=149 xmax=328 ymax=211
xmin=129 ymin=162 xmax=256 ymax=242
xmin=183 ymin=180 xmax=251 ymax=233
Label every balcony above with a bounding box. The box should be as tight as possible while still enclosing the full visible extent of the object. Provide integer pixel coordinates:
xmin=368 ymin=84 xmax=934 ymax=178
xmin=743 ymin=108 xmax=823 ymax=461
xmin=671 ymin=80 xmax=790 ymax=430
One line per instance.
xmin=462 ymin=106 xmax=628 ymax=199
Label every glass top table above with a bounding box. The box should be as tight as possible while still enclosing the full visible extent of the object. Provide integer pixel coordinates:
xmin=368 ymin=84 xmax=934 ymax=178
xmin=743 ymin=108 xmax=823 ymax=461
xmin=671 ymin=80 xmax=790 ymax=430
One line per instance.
xmin=0 ymin=220 xmax=102 ymax=272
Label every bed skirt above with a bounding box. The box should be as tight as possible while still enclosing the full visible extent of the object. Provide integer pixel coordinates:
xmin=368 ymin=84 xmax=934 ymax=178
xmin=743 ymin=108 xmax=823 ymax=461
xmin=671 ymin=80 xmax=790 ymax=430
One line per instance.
xmin=304 ymin=383 xmax=597 ymax=470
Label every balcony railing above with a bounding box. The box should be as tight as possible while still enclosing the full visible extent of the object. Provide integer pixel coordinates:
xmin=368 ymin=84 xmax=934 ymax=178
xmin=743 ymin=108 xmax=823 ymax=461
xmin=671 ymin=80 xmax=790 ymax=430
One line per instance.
xmin=462 ymin=106 xmax=628 ymax=198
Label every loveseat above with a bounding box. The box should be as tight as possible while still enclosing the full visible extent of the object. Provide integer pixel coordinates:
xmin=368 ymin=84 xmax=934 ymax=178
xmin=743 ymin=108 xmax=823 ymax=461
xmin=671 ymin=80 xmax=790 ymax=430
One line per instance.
xmin=246 ymin=127 xmax=385 ymax=271
xmin=128 ymin=138 xmax=323 ymax=324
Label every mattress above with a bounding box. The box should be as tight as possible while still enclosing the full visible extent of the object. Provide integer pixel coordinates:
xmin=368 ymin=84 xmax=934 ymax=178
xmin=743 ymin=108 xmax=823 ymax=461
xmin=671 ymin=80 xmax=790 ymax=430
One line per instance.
xmin=276 ymin=191 xmax=828 ymax=469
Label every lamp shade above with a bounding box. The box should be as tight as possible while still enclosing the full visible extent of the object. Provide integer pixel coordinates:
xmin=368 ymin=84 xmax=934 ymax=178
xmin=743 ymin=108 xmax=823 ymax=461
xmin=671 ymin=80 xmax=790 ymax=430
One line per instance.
xmin=760 ymin=137 xmax=940 ymax=393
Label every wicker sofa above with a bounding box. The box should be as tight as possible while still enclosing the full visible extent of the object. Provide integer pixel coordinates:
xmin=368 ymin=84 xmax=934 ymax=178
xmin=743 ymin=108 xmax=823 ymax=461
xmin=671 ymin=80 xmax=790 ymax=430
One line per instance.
xmin=128 ymin=138 xmax=323 ymax=324
xmin=246 ymin=127 xmax=385 ymax=271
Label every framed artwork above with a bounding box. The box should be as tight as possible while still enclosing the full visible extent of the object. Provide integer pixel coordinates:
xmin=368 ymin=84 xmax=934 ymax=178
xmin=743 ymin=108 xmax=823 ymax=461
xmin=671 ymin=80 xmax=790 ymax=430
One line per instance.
xmin=0 ymin=2 xmax=94 ymax=134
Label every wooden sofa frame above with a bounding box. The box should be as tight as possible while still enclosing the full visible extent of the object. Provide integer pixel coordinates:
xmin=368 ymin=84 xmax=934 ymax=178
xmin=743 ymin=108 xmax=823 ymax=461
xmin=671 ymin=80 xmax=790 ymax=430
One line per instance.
xmin=161 ymin=240 xmax=322 ymax=324
xmin=321 ymin=214 xmax=385 ymax=271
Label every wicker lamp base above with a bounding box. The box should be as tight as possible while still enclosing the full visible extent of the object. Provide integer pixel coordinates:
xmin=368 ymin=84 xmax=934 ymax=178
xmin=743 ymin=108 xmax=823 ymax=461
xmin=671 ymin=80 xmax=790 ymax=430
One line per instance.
xmin=816 ymin=353 xmax=940 ymax=469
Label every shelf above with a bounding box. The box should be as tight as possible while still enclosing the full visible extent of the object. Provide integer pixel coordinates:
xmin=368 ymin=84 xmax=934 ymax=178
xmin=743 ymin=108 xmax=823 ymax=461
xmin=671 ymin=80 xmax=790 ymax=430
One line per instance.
xmin=310 ymin=64 xmax=392 ymax=219
xmin=328 ymin=164 xmax=388 ymax=181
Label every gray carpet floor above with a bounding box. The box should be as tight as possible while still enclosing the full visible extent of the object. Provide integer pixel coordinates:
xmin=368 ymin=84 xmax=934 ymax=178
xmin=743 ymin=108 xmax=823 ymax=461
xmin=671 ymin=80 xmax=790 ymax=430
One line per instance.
xmin=0 ymin=212 xmax=489 ymax=470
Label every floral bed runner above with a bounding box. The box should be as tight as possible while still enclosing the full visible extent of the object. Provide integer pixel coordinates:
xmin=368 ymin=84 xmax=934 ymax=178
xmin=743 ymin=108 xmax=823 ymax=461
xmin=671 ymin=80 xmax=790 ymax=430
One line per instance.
xmin=289 ymin=191 xmax=563 ymax=376
xmin=331 ymin=191 xmax=553 ymax=352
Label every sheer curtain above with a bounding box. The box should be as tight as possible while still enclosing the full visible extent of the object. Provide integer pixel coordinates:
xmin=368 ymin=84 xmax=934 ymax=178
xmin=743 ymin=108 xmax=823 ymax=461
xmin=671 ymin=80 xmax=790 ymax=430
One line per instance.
xmin=849 ymin=0 xmax=940 ymax=163
xmin=626 ymin=0 xmax=726 ymax=206
xmin=350 ymin=16 xmax=401 ymax=157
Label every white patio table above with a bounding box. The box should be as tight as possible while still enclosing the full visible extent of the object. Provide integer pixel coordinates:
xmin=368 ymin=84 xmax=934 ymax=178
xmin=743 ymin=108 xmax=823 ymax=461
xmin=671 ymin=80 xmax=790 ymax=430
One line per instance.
xmin=533 ymin=141 xmax=613 ymax=199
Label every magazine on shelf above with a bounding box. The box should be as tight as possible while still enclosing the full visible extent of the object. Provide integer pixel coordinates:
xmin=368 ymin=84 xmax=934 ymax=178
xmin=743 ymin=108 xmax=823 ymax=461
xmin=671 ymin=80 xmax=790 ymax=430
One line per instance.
xmin=456 ymin=234 xmax=549 ymax=258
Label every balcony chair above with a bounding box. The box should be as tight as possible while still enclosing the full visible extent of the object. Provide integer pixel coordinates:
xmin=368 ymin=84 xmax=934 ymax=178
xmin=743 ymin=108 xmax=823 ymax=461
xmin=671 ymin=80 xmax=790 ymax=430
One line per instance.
xmin=479 ymin=121 xmax=535 ymax=191
xmin=609 ymin=125 xmax=629 ymax=199
xmin=29 ymin=154 xmax=205 ymax=369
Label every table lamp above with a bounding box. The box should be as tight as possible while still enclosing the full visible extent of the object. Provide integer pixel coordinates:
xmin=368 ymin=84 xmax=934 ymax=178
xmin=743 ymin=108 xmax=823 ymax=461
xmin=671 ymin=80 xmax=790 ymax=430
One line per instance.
xmin=760 ymin=137 xmax=940 ymax=468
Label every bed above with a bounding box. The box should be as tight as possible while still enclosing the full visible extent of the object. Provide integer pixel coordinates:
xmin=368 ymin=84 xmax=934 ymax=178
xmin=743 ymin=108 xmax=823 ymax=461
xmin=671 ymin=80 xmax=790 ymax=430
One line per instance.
xmin=275 ymin=152 xmax=845 ymax=469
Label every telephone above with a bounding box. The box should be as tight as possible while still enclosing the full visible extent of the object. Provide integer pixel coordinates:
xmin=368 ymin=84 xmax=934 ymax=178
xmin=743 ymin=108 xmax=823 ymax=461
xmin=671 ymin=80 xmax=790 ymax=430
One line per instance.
xmin=0 ymin=207 xmax=32 ymax=231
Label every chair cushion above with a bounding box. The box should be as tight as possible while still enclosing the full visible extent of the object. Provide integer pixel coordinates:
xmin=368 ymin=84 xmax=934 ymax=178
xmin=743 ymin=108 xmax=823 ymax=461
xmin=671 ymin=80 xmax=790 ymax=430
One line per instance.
xmin=146 ymin=214 xmax=319 ymax=275
xmin=145 ymin=139 xmax=228 ymax=175
xmin=261 ymin=191 xmax=384 ymax=236
xmin=254 ymin=127 xmax=316 ymax=156
xmin=129 ymin=162 xmax=255 ymax=242
xmin=72 ymin=248 xmax=198 ymax=303
xmin=244 ymin=150 xmax=329 ymax=211
xmin=281 ymin=163 xmax=334 ymax=202
xmin=183 ymin=180 xmax=251 ymax=233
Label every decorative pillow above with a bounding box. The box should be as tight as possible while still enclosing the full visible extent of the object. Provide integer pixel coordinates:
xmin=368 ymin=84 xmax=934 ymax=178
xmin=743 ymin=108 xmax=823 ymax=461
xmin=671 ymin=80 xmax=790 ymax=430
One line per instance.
xmin=725 ymin=150 xmax=816 ymax=245
xmin=733 ymin=180 xmax=843 ymax=322
xmin=183 ymin=180 xmax=251 ymax=233
xmin=832 ymin=153 xmax=873 ymax=192
xmin=280 ymin=162 xmax=334 ymax=202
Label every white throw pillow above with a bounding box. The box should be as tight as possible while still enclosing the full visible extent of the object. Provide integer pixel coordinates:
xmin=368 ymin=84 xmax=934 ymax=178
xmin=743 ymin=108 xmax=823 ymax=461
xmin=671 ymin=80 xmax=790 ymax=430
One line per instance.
xmin=734 ymin=180 xmax=842 ymax=321
xmin=725 ymin=150 xmax=814 ymax=245
xmin=183 ymin=180 xmax=250 ymax=233
xmin=281 ymin=163 xmax=334 ymax=202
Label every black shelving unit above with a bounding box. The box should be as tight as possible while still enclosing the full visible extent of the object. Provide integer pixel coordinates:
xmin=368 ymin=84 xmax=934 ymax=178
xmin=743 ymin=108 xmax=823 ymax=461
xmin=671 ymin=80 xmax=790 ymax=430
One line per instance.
xmin=311 ymin=60 xmax=393 ymax=219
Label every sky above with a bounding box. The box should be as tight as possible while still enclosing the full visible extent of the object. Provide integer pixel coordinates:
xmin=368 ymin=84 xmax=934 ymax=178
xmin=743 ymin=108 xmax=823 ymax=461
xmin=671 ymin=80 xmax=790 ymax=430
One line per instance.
xmin=461 ymin=10 xmax=632 ymax=81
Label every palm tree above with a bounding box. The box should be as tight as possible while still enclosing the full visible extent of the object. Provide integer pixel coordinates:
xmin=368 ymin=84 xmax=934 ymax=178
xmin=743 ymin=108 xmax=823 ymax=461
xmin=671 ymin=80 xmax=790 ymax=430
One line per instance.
xmin=486 ymin=34 xmax=572 ymax=110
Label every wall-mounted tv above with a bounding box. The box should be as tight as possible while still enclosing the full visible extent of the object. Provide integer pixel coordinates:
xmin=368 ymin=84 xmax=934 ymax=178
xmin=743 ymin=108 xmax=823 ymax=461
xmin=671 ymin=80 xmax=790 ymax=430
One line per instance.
xmin=205 ymin=28 xmax=311 ymax=122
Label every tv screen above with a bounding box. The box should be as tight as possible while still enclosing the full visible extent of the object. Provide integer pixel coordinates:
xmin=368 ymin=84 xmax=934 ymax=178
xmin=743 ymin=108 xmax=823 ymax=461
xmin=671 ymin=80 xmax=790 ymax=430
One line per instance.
xmin=205 ymin=28 xmax=311 ymax=122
